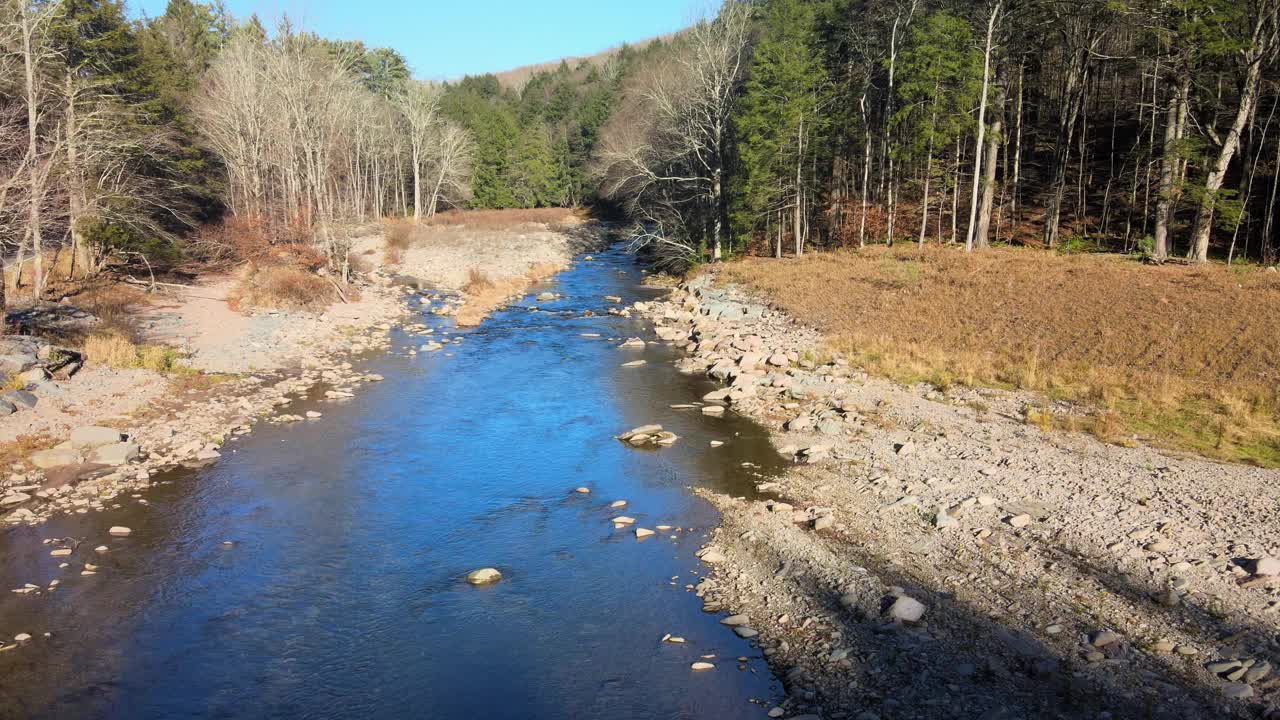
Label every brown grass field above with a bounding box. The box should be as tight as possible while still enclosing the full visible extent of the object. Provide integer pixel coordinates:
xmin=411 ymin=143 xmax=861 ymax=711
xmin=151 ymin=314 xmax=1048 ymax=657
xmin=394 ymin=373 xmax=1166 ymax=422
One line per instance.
xmin=721 ymin=245 xmax=1280 ymax=466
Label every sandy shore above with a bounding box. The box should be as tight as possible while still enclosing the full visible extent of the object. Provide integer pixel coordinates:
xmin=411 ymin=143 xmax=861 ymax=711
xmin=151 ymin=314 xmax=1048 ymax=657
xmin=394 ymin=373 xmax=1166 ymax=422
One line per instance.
xmin=637 ymin=271 xmax=1280 ymax=720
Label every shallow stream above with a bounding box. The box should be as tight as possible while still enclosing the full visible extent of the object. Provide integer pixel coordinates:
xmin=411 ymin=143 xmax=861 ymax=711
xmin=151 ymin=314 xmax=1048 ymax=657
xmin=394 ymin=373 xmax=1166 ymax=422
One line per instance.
xmin=0 ymin=245 xmax=786 ymax=719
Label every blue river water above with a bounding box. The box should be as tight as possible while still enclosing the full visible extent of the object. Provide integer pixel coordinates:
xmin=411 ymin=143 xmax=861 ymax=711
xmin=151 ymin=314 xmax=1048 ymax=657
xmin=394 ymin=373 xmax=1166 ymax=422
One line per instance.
xmin=0 ymin=245 xmax=785 ymax=719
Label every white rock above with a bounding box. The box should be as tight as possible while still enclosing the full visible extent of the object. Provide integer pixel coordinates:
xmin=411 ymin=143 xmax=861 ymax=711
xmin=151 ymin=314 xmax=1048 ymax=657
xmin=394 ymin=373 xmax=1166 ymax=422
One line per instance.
xmin=690 ymin=662 xmax=715 ymax=671
xmin=635 ymin=528 xmax=654 ymax=539
xmin=886 ymin=595 xmax=927 ymax=623
xmin=108 ymin=526 xmax=132 ymax=537
xmin=465 ymin=568 xmax=502 ymax=585
xmin=1254 ymin=556 xmax=1280 ymax=577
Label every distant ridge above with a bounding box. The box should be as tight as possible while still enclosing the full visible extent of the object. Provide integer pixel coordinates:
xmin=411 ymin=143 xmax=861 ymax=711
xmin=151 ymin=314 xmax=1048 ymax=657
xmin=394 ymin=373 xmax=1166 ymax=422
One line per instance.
xmin=489 ymin=32 xmax=677 ymax=89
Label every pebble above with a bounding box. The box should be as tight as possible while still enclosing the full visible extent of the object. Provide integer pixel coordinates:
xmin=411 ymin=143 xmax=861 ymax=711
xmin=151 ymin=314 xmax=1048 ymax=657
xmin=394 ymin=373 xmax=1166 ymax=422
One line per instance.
xmin=610 ymin=500 xmax=627 ymax=508
xmin=108 ymin=526 xmax=131 ymax=537
xmin=690 ymin=662 xmax=715 ymax=671
xmin=721 ymin=614 xmax=750 ymax=626
xmin=635 ymin=528 xmax=654 ymax=539
xmin=574 ymin=487 xmax=590 ymax=494
xmin=1008 ymin=514 xmax=1032 ymax=528
xmin=1090 ymin=630 xmax=1121 ymax=647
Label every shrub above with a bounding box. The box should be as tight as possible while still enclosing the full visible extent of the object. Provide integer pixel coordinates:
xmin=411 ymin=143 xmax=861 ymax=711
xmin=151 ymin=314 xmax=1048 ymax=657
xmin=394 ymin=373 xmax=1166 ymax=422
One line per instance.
xmin=83 ymin=330 xmax=183 ymax=372
xmin=230 ymin=263 xmax=337 ymax=311
xmin=463 ymin=268 xmax=494 ymax=293
xmin=383 ymin=219 xmax=416 ymax=265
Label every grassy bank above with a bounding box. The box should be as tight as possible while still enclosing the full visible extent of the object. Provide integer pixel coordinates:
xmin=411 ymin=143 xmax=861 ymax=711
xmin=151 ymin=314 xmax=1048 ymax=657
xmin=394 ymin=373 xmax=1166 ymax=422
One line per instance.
xmin=720 ymin=246 xmax=1280 ymax=466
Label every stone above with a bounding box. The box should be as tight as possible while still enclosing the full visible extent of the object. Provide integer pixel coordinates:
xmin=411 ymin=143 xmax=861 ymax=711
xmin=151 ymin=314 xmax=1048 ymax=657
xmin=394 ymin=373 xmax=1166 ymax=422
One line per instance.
xmin=887 ymin=595 xmax=927 ymax=623
xmin=720 ymin=614 xmax=749 ymax=626
xmin=733 ymin=626 xmax=759 ymax=639
xmin=0 ymin=400 xmax=14 ymax=416
xmin=0 ymin=492 xmax=30 ymax=506
xmin=574 ymin=487 xmax=590 ymax=494
xmin=610 ymin=500 xmax=628 ymax=508
xmin=13 ymin=633 xmax=30 ymax=643
xmin=69 ymin=426 xmax=124 ymax=450
xmin=813 ymin=515 xmax=834 ymax=531
xmin=702 ymin=405 xmax=725 ymax=417
xmin=108 ymin=526 xmax=132 ymax=537
xmin=1221 ymin=683 xmax=1253 ymax=699
xmin=88 ymin=443 xmax=140 ymax=466
xmin=690 ymin=662 xmax=715 ymax=671
xmin=465 ymin=568 xmax=502 ymax=585
xmin=1008 ymin=514 xmax=1033 ymax=528
xmin=611 ymin=516 xmax=635 ymax=525
xmin=49 ymin=548 xmax=72 ymax=557
xmin=1253 ymin=556 xmax=1280 ymax=577
xmin=934 ymin=508 xmax=959 ymax=530
xmin=635 ymin=528 xmax=654 ymax=539
xmin=1 ymin=390 xmax=37 ymax=410
xmin=30 ymin=448 xmax=81 ymax=469
xmin=700 ymin=549 xmax=727 ymax=564
xmin=1090 ymin=630 xmax=1121 ymax=648
xmin=894 ymin=441 xmax=916 ymax=456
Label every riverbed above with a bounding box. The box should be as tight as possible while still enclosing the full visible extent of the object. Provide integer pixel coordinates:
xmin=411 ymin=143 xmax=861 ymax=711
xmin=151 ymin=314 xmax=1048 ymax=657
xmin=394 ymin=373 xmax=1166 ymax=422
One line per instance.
xmin=0 ymin=245 xmax=786 ymax=719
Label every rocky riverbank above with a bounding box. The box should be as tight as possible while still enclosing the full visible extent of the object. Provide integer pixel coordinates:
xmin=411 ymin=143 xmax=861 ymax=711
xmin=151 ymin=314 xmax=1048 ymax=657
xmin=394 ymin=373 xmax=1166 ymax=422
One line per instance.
xmin=637 ymin=271 xmax=1280 ymax=720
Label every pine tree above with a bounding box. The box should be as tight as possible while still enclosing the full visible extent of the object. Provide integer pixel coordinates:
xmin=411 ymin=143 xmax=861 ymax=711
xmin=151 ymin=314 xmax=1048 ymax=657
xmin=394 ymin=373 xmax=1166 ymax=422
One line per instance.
xmin=732 ymin=0 xmax=828 ymax=256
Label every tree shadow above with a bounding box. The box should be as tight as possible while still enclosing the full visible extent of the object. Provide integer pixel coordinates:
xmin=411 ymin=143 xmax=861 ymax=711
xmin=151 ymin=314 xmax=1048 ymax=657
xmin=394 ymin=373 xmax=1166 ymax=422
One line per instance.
xmin=728 ymin=516 xmax=1276 ymax=719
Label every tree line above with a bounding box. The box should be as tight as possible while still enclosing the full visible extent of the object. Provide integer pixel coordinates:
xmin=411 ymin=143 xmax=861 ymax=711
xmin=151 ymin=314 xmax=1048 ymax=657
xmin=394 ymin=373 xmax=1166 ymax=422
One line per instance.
xmin=594 ymin=0 xmax=1280 ymax=268
xmin=4 ymin=0 xmax=1277 ymax=305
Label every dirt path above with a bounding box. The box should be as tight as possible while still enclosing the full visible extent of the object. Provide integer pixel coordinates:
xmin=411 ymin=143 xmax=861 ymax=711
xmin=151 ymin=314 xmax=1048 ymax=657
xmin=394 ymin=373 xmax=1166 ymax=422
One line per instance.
xmin=637 ymin=271 xmax=1280 ymax=720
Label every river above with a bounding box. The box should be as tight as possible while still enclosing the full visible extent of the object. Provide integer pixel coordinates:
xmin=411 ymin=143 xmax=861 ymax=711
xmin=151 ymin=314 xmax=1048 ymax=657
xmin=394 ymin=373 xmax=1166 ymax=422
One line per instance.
xmin=0 ymin=245 xmax=787 ymax=719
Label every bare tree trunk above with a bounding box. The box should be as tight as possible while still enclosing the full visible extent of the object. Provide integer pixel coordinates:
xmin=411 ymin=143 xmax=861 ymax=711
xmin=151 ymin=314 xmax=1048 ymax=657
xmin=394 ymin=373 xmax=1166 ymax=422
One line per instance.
xmin=1011 ymin=58 xmax=1024 ymax=225
xmin=1188 ymin=15 xmax=1271 ymax=262
xmin=966 ymin=0 xmax=1001 ymax=252
xmin=794 ymin=119 xmax=804 ymax=257
xmin=974 ymin=84 xmax=1005 ymax=249
xmin=1153 ymin=75 xmax=1188 ymax=261
xmin=859 ymin=92 xmax=870 ymax=248
xmin=20 ymin=5 xmax=44 ymax=298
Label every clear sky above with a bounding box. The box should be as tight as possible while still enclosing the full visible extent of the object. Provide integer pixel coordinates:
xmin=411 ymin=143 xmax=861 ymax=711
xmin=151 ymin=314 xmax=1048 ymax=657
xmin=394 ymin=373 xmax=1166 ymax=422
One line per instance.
xmin=129 ymin=0 xmax=696 ymax=80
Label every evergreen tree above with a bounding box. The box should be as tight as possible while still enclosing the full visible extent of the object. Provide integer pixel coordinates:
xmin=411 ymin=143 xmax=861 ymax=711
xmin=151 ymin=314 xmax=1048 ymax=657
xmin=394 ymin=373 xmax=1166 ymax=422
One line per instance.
xmin=732 ymin=0 xmax=829 ymax=256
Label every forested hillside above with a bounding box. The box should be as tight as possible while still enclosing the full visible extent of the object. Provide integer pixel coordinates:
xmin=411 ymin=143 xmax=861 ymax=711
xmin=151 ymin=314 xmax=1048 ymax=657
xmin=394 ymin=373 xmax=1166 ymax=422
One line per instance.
xmin=2 ymin=0 xmax=1279 ymax=308
xmin=596 ymin=0 xmax=1280 ymax=268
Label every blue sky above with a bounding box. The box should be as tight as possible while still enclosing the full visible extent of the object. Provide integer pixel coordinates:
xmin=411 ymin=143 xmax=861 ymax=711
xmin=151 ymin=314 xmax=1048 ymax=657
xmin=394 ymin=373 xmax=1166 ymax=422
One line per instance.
xmin=130 ymin=0 xmax=695 ymax=80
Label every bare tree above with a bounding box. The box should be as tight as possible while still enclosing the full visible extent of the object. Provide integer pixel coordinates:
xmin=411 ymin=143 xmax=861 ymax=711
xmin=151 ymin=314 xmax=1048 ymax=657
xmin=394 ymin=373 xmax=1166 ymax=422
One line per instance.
xmin=1186 ymin=1 xmax=1278 ymax=262
xmin=593 ymin=0 xmax=751 ymax=264
xmin=424 ymin=121 xmax=475 ymax=217
xmin=394 ymin=79 xmax=442 ymax=224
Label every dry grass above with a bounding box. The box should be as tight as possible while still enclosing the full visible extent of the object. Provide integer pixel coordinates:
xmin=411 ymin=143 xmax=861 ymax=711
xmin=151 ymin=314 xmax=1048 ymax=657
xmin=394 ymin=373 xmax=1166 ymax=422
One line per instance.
xmin=383 ymin=218 xmax=415 ymax=265
xmin=721 ymin=245 xmax=1280 ymax=466
xmin=83 ymin=330 xmax=183 ymax=372
xmin=454 ymin=261 xmax=569 ymax=327
xmin=229 ymin=262 xmax=339 ymax=312
xmin=424 ymin=208 xmax=585 ymax=229
xmin=463 ymin=268 xmax=495 ymax=294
